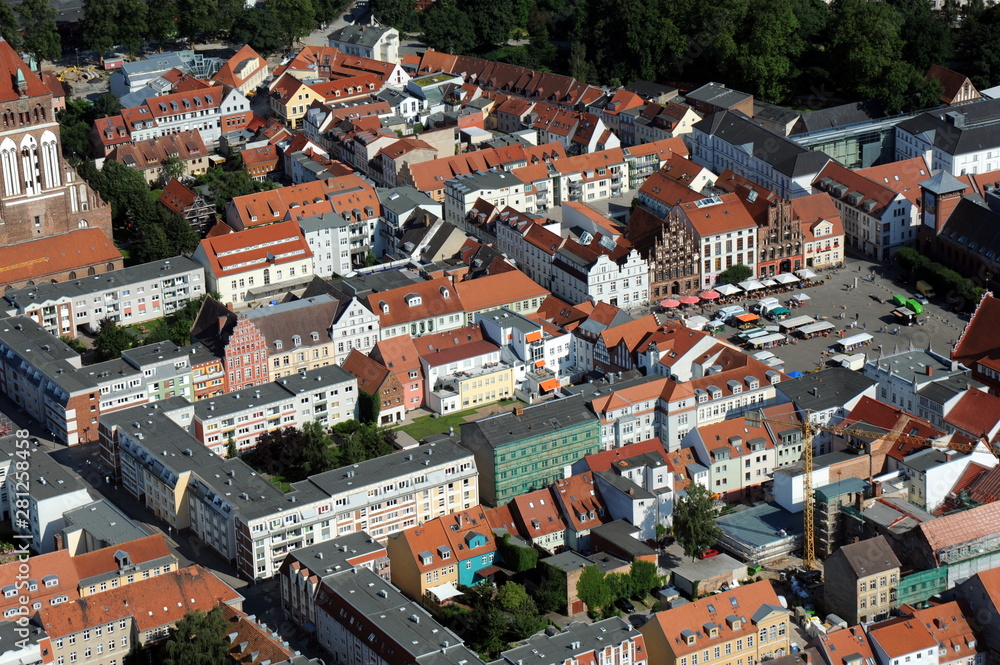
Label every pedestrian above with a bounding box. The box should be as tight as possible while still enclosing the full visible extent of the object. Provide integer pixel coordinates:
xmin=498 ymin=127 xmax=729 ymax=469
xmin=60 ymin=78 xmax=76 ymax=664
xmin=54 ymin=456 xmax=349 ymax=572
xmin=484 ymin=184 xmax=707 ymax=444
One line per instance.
xmin=863 ymin=322 xmax=866 ymax=330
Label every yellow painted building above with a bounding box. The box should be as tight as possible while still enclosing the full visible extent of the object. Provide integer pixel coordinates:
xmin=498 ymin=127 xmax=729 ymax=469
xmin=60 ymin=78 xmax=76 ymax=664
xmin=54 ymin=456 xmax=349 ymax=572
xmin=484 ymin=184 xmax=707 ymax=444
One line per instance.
xmin=641 ymin=580 xmax=792 ymax=665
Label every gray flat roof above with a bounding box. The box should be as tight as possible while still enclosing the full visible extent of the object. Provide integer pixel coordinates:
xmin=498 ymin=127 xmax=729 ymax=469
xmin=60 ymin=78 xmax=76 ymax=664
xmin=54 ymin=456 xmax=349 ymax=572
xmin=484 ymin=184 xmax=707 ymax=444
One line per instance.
xmin=4 ymin=257 xmax=202 ymax=309
xmin=378 ymin=186 xmax=439 ymax=216
xmin=777 ymin=366 xmax=876 ymax=412
xmin=62 ymin=500 xmax=149 ymax=546
xmin=670 ymin=551 xmax=745 ymax=582
xmin=589 ymin=519 xmax=657 ymax=557
xmin=814 ymin=477 xmax=869 ymax=502
xmin=867 ymin=349 xmax=958 ymax=384
xmin=0 ymin=316 xmax=94 ymax=393
xmin=298 ymin=211 xmax=353 ymax=232
xmin=541 ymin=550 xmax=630 ymax=575
xmin=301 ymin=439 xmax=473 ymax=497
xmin=476 ymin=308 xmax=540 ymax=334
xmin=0 ymin=436 xmax=88 ymax=502
xmin=717 ymin=503 xmax=801 ymax=548
xmin=499 ymin=618 xmax=637 ymax=664
xmin=193 ymin=382 xmax=296 ymax=419
xmin=275 ymin=365 xmax=355 ymax=394
xmin=121 ymin=340 xmax=189 ymax=366
xmin=322 ymin=566 xmax=464 ymax=658
xmin=283 ymin=531 xmax=384 ymax=579
xmin=461 ymin=395 xmax=598 ymax=448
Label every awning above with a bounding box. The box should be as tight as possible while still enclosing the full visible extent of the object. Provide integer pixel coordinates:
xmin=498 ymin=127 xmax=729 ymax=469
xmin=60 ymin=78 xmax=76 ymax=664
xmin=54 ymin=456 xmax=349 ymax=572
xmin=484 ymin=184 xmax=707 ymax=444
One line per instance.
xmin=738 ymin=280 xmax=766 ymax=291
xmin=797 ymin=321 xmax=835 ymax=335
xmin=774 ymin=273 xmax=799 ymax=285
xmin=760 ymin=278 xmax=777 ymax=287
xmin=796 ymin=268 xmax=817 ymax=279
xmin=476 ymin=565 xmax=502 ymax=579
xmin=525 ymin=330 xmax=543 ymax=343
xmin=680 ymin=295 xmax=700 ymax=305
xmin=539 ymin=379 xmax=561 ymax=392
xmin=426 ymin=583 xmax=463 ymax=603
xmin=780 ymin=315 xmax=817 ymax=330
xmin=838 ymin=333 xmax=873 ymax=348
xmin=748 ymin=333 xmax=785 ymax=346
xmin=534 ymin=360 xmax=546 ymax=368
xmin=716 ymin=284 xmax=742 ymax=296
xmin=735 ymin=313 xmax=760 ymax=323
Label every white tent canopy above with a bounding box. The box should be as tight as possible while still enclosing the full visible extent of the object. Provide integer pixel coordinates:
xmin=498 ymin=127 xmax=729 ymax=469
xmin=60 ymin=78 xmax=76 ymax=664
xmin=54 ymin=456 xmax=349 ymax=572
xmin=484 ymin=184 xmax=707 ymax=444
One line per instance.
xmin=738 ymin=280 xmax=766 ymax=291
xmin=760 ymin=278 xmax=778 ymax=287
xmin=774 ymin=273 xmax=799 ymax=285
xmin=716 ymin=283 xmax=742 ymax=296
xmin=780 ymin=315 xmax=817 ymax=330
xmin=426 ymin=583 xmax=463 ymax=603
xmin=796 ymin=268 xmax=817 ymax=279
xmin=793 ymin=293 xmax=811 ymax=302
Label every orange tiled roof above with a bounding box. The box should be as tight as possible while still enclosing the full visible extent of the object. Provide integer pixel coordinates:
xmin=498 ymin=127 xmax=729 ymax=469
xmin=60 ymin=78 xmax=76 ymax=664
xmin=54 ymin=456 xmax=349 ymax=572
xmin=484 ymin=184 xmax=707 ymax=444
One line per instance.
xmin=857 ymin=157 xmax=930 ymax=206
xmin=158 ymin=178 xmax=198 ymax=215
xmin=918 ymin=501 xmax=1000 ymax=559
xmin=676 ymin=192 xmax=757 ymax=237
xmin=221 ymin=604 xmax=294 ymax=665
xmin=36 ymin=565 xmax=240 ymax=638
xmin=366 ymin=277 xmax=465 ymax=328
xmin=551 ymin=472 xmax=606 ymax=532
xmin=196 ymin=220 xmax=311 ymax=278
xmin=869 ymin=618 xmax=939 ymax=658
xmin=512 ymin=489 xmax=567 ymax=538
xmin=212 ymin=44 xmax=267 ymax=89
xmin=582 ymin=439 xmax=667 ymax=473
xmin=342 ymin=348 xmax=392 ymax=394
xmin=0 ymin=229 xmax=121 ymax=284
xmin=0 ymin=550 xmax=80 ymax=616
xmin=454 ymin=270 xmax=549 ymax=312
xmin=954 ymin=292 xmax=1000 ymax=367
xmin=0 ymin=39 xmax=50 ymax=100
xmin=643 ymin=580 xmax=786 ymax=657
xmin=944 ymin=389 xmax=1000 ymax=440
xmin=72 ymin=534 xmax=173 ymax=582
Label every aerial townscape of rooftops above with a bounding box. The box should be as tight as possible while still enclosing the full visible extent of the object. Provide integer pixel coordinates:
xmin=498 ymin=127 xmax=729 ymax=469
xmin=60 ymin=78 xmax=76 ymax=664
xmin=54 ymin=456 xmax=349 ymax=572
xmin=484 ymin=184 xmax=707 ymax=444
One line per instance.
xmin=5 ymin=0 xmax=1000 ymax=663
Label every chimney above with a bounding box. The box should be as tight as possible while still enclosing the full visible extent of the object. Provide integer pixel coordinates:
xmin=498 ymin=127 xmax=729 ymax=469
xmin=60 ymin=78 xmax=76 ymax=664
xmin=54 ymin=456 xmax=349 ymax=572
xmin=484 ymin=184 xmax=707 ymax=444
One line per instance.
xmin=927 ymin=365 xmax=933 ymax=376
xmin=54 ymin=533 xmax=65 ymax=551
xmin=513 ymin=404 xmax=525 ymax=417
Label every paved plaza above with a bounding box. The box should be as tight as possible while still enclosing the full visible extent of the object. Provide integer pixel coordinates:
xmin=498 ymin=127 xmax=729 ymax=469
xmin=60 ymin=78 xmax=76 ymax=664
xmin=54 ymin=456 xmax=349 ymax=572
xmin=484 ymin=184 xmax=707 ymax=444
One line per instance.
xmin=669 ymin=256 xmax=969 ymax=375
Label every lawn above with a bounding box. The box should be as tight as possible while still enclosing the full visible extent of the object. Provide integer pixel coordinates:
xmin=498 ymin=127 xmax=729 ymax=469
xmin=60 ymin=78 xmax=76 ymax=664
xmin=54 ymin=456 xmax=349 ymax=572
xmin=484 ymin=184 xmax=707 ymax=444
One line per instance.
xmin=397 ymin=399 xmax=522 ymax=441
xmin=269 ymin=475 xmax=292 ymax=493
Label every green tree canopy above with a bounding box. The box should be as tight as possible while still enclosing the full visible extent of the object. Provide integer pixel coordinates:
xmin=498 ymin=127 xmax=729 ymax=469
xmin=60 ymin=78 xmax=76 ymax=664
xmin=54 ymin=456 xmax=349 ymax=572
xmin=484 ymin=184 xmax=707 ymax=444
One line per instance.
xmin=230 ymin=7 xmax=286 ymax=56
xmin=162 ymin=608 xmax=229 ymax=665
xmin=0 ymin=2 xmax=24 ymax=52
xmin=145 ymin=0 xmax=180 ymax=47
xmin=673 ymin=482 xmax=723 ymax=560
xmin=267 ymin=0 xmax=318 ymax=49
xmin=629 ymin=559 xmax=663 ymax=598
xmin=94 ymin=319 xmax=135 ymax=361
xmin=717 ymin=264 xmax=753 ymax=286
xmin=370 ymin=0 xmax=416 ymax=29
xmin=576 ymin=565 xmax=611 ymax=618
xmin=734 ymin=0 xmax=802 ymax=103
xmin=17 ymin=0 xmax=60 ymax=65
xmin=422 ymin=0 xmax=477 ymax=54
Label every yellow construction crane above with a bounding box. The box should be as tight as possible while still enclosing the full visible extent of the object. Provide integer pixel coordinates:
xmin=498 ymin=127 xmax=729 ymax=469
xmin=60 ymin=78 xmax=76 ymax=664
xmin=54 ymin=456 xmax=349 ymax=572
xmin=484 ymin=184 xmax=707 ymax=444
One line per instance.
xmin=746 ymin=411 xmax=990 ymax=570
xmin=0 ymin=257 xmax=49 ymax=274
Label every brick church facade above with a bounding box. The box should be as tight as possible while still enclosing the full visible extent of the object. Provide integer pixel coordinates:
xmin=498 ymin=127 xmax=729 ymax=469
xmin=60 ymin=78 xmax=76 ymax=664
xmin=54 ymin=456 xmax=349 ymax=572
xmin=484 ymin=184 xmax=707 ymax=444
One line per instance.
xmin=0 ymin=39 xmax=118 ymax=288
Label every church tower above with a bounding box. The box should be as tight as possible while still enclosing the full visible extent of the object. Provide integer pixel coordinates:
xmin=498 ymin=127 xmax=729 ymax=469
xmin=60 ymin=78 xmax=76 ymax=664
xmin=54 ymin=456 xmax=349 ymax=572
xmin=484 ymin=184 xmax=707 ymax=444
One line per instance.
xmin=0 ymin=39 xmax=113 ymax=246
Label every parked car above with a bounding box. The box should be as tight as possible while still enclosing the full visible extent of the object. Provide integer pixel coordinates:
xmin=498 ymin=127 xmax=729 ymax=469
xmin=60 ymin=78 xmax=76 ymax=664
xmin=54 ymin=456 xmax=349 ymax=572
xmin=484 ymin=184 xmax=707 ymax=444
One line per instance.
xmin=698 ymin=548 xmax=720 ymax=559
xmin=616 ymin=598 xmax=636 ymax=614
xmin=912 ymin=293 xmax=929 ymax=305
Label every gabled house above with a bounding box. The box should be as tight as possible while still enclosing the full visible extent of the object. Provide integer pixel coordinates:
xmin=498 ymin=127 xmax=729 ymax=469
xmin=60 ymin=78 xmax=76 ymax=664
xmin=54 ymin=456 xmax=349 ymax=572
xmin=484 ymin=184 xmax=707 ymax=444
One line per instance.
xmin=511 ymin=489 xmax=567 ymax=554
xmin=342 ymin=349 xmax=406 ymax=425
xmin=158 ymin=178 xmax=215 ymax=234
xmin=369 ymin=334 xmax=425 ymax=411
xmin=551 ymin=471 xmax=607 ymax=552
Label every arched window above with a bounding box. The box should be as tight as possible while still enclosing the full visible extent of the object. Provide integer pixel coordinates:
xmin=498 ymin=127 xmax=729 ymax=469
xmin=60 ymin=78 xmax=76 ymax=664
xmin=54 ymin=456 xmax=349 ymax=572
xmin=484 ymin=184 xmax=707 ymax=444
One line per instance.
xmin=68 ymin=272 xmax=77 ymax=280
xmin=106 ymin=263 xmax=115 ymax=272
xmin=87 ymin=267 xmax=96 ymax=276
xmin=19 ymin=135 xmax=40 ymax=196
xmin=0 ymin=137 xmax=18 ymax=197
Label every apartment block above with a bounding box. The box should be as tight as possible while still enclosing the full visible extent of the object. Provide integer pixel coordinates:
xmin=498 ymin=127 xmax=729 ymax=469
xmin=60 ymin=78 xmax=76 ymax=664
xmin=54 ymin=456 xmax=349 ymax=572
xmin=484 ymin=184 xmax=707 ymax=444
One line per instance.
xmin=100 ymin=402 xmax=477 ymax=580
xmin=823 ymin=536 xmax=901 ymax=625
xmin=3 ymin=257 xmax=205 ymax=339
xmin=460 ymin=396 xmax=601 ymax=506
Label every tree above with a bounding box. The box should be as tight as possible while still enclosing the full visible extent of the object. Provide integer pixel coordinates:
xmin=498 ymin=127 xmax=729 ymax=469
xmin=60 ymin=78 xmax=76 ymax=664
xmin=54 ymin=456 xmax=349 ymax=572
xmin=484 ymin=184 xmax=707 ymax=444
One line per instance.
xmin=162 ymin=608 xmax=229 ymax=665
xmin=94 ymin=318 xmax=134 ymax=361
xmin=267 ymin=0 xmax=317 ymax=49
xmin=576 ymin=565 xmax=611 ymax=618
xmin=496 ymin=533 xmax=538 ymax=572
xmin=358 ymin=389 xmax=381 ymax=425
xmin=605 ymin=572 xmax=632 ymax=606
xmin=93 ymin=93 xmax=124 ymax=119
xmin=291 ymin=420 xmax=338 ymax=479
xmin=735 ymin=0 xmax=802 ymax=103
xmin=230 ymin=7 xmax=286 ymax=56
xmin=497 ymin=582 xmax=546 ymax=640
xmin=890 ymin=0 xmax=953 ymax=73
xmin=964 ymin=6 xmax=1000 ymax=89
xmin=226 ymin=437 xmax=238 ymax=459
xmin=116 ymin=0 xmax=150 ymax=57
xmin=673 ymin=482 xmax=723 ymax=559
xmin=534 ymin=568 xmax=566 ymax=614
xmin=370 ymin=0 xmax=416 ymax=29
xmin=145 ymin=0 xmax=180 ymax=47
xmin=17 ymin=0 xmax=60 ymax=66
xmin=422 ymin=0 xmax=477 ymax=54
xmin=717 ymin=264 xmax=752 ymax=286
xmin=160 ymin=156 xmax=186 ymax=187
xmin=629 ymin=559 xmax=662 ymax=598
xmin=82 ymin=0 xmax=119 ymax=55
xmin=0 ymin=2 xmax=24 ymax=52
xmin=460 ymin=0 xmax=517 ymax=47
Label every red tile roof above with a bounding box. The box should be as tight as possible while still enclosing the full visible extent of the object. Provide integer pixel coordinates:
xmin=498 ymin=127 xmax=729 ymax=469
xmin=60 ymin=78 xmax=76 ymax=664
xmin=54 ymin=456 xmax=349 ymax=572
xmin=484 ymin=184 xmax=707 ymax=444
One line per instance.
xmin=0 ymin=39 xmax=50 ymax=101
xmin=817 ymin=625 xmax=876 ymax=665
xmin=927 ymin=64 xmax=979 ymax=104
xmin=342 ymin=348 xmax=392 ymax=394
xmin=857 ymin=157 xmax=930 ymax=206
xmin=676 ymin=192 xmax=758 ymax=237
xmin=241 ymin=144 xmax=279 ymax=167
xmin=454 ymin=270 xmax=549 ymax=313
xmin=642 ymin=580 xmax=786 ymax=657
xmin=220 ymin=604 xmax=294 ymax=665
xmin=72 ymin=534 xmax=173 ymax=582
xmin=792 ymin=193 xmax=844 ymax=240
xmin=419 ymin=339 xmax=500 ymax=367
xmin=36 ymin=565 xmax=240 ymax=638
xmin=581 ymin=439 xmax=667 ymax=473
xmin=944 ymin=389 xmax=1000 ymax=440
xmin=968 ymin=464 xmax=1000 ymax=504
xmin=196 ymin=220 xmax=312 ymax=278
xmin=551 ymin=472 xmax=606 ymax=532
xmin=366 ymin=277 xmax=465 ymax=328
xmin=158 ymin=178 xmax=198 ymax=216
xmin=0 ymin=550 xmax=79 ymax=616
xmin=512 ymin=489 xmax=567 ymax=538
xmin=212 ymin=44 xmax=267 ymax=89
xmin=918 ymin=501 xmax=1000 ymax=559
xmin=869 ymin=618 xmax=939 ymax=658
xmin=0 ymin=229 xmax=121 ymax=284
xmin=953 ymin=292 xmax=1000 ymax=368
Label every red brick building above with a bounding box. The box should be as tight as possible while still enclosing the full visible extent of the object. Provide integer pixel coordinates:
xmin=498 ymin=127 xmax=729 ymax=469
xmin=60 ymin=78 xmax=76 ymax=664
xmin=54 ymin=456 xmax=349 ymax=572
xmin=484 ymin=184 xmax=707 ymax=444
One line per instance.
xmin=0 ymin=40 xmax=115 ymax=276
xmin=190 ymin=297 xmax=270 ymax=392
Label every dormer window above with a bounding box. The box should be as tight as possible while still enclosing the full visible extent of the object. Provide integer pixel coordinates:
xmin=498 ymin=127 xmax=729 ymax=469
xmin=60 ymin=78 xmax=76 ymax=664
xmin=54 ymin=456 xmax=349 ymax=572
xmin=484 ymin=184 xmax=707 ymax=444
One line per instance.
xmin=311 ymin=332 xmax=319 ymax=341
xmin=274 ymin=340 xmax=283 ymax=350
xmin=292 ymin=335 xmax=301 ymax=346
xmin=440 ymin=286 xmax=450 ymax=299
xmin=419 ymin=551 xmax=433 ymax=565
xmin=380 ymin=301 xmax=389 ymax=314
xmin=405 ymin=294 xmax=422 ymax=307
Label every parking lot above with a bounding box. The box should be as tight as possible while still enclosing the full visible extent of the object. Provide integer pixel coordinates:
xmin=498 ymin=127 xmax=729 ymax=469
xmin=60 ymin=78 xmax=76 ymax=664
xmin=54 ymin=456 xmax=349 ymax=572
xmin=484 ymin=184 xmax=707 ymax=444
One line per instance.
xmin=675 ymin=257 xmax=969 ymax=375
